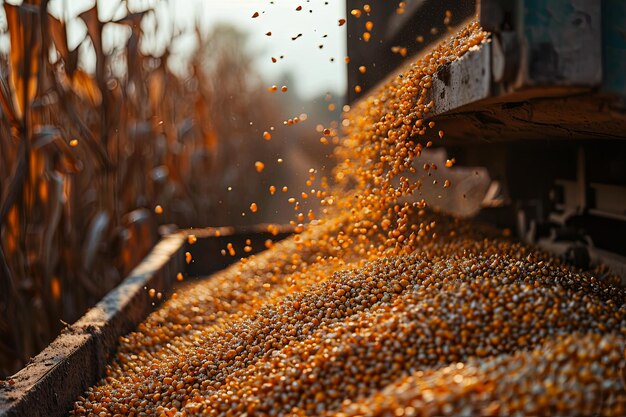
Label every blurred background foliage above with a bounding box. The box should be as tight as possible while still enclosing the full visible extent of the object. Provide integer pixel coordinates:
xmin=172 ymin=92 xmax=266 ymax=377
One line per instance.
xmin=0 ymin=0 xmax=342 ymax=377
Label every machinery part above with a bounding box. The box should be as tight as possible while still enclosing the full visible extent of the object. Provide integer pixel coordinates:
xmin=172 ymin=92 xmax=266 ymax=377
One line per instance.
xmin=346 ymin=0 xmax=626 ymax=280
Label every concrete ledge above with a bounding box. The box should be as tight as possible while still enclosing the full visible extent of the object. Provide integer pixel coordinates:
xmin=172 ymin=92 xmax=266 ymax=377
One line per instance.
xmin=0 ymin=226 xmax=292 ymax=416
xmin=0 ymin=234 xmax=186 ymax=417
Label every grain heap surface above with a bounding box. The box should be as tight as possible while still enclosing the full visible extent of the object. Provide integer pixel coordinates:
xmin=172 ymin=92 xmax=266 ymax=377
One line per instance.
xmin=71 ymin=21 xmax=626 ymax=417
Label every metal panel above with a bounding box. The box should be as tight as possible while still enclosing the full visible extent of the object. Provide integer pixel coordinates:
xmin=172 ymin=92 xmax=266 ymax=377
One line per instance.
xmin=602 ymin=0 xmax=626 ymax=96
xmin=521 ymin=0 xmax=602 ymax=87
xmin=431 ymin=43 xmax=492 ymax=115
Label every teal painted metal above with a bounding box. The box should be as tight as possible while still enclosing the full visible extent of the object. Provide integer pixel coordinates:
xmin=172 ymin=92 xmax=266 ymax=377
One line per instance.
xmin=522 ymin=0 xmax=602 ymax=86
xmin=602 ymin=0 xmax=626 ymax=96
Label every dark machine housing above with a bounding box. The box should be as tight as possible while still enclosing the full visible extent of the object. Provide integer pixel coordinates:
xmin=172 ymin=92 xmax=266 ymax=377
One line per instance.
xmin=346 ymin=0 xmax=626 ymax=278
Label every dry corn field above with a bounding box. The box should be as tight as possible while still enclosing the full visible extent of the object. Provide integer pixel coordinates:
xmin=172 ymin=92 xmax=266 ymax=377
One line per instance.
xmin=71 ymin=21 xmax=626 ymax=417
xmin=0 ymin=1 xmax=282 ymax=376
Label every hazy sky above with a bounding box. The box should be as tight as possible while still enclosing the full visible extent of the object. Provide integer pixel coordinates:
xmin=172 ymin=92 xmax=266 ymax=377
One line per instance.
xmin=2 ymin=0 xmax=348 ymax=99
xmin=162 ymin=0 xmax=348 ymax=99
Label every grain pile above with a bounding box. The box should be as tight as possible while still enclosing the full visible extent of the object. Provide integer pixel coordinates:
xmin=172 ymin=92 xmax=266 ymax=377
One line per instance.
xmin=71 ymin=21 xmax=626 ymax=417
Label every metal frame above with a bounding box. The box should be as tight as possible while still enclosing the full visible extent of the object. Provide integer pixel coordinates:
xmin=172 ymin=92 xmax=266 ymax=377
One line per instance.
xmin=345 ymin=0 xmax=626 ymax=276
